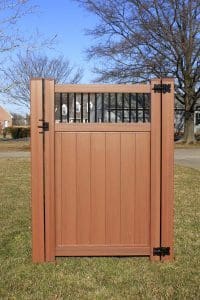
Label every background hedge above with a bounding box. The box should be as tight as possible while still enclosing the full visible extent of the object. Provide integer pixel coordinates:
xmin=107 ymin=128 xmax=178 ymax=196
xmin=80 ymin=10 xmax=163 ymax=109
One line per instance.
xmin=5 ymin=126 xmax=30 ymax=139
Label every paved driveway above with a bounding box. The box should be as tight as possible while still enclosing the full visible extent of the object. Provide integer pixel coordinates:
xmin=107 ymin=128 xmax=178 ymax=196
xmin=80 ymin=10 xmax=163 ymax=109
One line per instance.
xmin=174 ymin=148 xmax=200 ymax=170
xmin=0 ymin=149 xmax=199 ymax=170
xmin=0 ymin=151 xmax=30 ymax=158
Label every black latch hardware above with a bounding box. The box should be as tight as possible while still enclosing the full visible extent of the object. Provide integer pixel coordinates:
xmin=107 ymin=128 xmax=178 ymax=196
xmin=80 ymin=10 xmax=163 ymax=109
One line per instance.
xmin=38 ymin=121 xmax=49 ymax=131
xmin=153 ymin=247 xmax=170 ymax=257
xmin=153 ymin=84 xmax=171 ymax=94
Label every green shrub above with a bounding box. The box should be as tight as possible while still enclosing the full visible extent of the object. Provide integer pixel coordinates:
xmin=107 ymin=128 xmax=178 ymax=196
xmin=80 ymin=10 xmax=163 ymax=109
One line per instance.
xmin=9 ymin=126 xmax=30 ymax=139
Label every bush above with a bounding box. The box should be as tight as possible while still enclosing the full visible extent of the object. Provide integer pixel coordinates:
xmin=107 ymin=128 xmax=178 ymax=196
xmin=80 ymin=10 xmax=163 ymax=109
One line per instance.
xmin=8 ymin=126 xmax=30 ymax=139
xmin=2 ymin=127 xmax=11 ymax=138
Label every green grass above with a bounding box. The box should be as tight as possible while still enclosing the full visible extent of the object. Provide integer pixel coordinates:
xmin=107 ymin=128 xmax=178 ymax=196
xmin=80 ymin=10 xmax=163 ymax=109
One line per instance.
xmin=175 ymin=141 xmax=200 ymax=148
xmin=0 ymin=159 xmax=200 ymax=299
xmin=0 ymin=140 xmax=30 ymax=152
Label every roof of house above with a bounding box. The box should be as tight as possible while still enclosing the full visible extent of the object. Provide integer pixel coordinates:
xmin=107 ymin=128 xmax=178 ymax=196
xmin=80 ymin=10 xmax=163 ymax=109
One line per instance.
xmin=0 ymin=106 xmax=12 ymax=119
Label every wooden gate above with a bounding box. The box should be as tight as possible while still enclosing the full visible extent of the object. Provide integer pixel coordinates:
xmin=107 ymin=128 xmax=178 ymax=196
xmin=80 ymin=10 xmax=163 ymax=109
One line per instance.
xmin=31 ymin=78 xmax=174 ymax=262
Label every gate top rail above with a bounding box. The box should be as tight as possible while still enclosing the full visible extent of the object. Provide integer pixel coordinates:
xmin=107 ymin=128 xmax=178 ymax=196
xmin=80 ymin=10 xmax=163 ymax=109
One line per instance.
xmin=55 ymin=84 xmax=150 ymax=94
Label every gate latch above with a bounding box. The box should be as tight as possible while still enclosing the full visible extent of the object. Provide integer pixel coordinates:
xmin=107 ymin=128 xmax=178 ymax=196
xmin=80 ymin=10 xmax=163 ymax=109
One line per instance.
xmin=153 ymin=247 xmax=170 ymax=257
xmin=152 ymin=84 xmax=171 ymax=94
xmin=38 ymin=120 xmax=49 ymax=132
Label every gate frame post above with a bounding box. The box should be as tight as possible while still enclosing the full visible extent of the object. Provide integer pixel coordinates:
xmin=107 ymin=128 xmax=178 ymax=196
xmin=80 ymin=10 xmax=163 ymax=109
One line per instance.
xmin=161 ymin=78 xmax=174 ymax=261
xmin=150 ymin=78 xmax=162 ymax=261
xmin=44 ymin=79 xmax=56 ymax=262
xmin=31 ymin=79 xmax=45 ymax=262
xmin=31 ymin=78 xmax=55 ymax=262
xmin=150 ymin=78 xmax=174 ymax=262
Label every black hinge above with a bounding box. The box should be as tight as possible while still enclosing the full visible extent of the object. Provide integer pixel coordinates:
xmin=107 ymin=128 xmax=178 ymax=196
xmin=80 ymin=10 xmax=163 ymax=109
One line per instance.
xmin=38 ymin=120 xmax=49 ymax=131
xmin=153 ymin=247 xmax=170 ymax=257
xmin=152 ymin=84 xmax=171 ymax=94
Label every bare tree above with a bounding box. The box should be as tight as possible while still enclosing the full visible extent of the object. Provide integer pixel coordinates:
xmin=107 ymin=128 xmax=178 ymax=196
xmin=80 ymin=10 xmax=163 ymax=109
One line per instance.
xmin=75 ymin=0 xmax=200 ymax=143
xmin=4 ymin=52 xmax=83 ymax=108
xmin=0 ymin=0 xmax=57 ymax=94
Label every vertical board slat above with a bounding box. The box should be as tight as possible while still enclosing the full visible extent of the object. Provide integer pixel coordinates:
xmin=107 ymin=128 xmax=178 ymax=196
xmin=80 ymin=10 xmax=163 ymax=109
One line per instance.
xmin=31 ymin=79 xmax=45 ymax=262
xmin=120 ymin=133 xmax=136 ymax=244
xmin=76 ymin=133 xmax=91 ymax=243
xmin=55 ymin=133 xmax=62 ymax=246
xmin=61 ymin=133 xmax=77 ymax=244
xmin=90 ymin=133 xmax=106 ymax=244
xmin=105 ymin=133 xmax=121 ymax=244
xmin=134 ymin=133 xmax=150 ymax=245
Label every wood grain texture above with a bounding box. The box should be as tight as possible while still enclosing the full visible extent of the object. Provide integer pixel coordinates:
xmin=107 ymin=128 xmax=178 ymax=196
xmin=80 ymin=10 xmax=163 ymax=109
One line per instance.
xmin=55 ymin=84 xmax=150 ymax=93
xmin=56 ymin=245 xmax=150 ymax=256
xmin=55 ymin=131 xmax=151 ymax=253
xmin=105 ymin=133 xmax=121 ymax=244
xmin=150 ymin=79 xmax=162 ymax=261
xmin=134 ymin=133 xmax=150 ymax=246
xmin=55 ymin=123 xmax=150 ymax=132
xmin=44 ymin=79 xmax=55 ymax=262
xmin=55 ymin=133 xmax=62 ymax=246
xmin=161 ymin=78 xmax=174 ymax=261
xmin=120 ymin=133 xmax=136 ymax=244
xmin=30 ymin=79 xmax=45 ymax=262
xmin=90 ymin=133 xmax=106 ymax=244
xmin=31 ymin=79 xmax=174 ymax=260
xmin=76 ymin=133 xmax=91 ymax=244
xmin=61 ymin=133 xmax=77 ymax=245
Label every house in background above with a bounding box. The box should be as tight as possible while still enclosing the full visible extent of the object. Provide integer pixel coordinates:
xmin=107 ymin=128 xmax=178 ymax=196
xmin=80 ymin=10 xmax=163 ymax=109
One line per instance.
xmin=0 ymin=106 xmax=13 ymax=131
xmin=174 ymin=100 xmax=200 ymax=135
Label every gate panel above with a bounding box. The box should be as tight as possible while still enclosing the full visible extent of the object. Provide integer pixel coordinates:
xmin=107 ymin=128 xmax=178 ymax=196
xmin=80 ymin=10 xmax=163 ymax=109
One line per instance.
xmin=31 ymin=79 xmax=174 ymax=262
xmin=55 ymin=130 xmax=151 ymax=253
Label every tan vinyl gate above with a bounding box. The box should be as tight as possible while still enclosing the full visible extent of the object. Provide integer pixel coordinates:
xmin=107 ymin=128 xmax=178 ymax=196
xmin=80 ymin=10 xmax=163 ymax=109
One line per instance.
xmin=31 ymin=78 xmax=174 ymax=262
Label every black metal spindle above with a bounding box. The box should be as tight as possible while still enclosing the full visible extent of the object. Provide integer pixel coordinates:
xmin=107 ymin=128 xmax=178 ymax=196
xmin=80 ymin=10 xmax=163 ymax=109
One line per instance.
xmin=143 ymin=94 xmax=146 ymax=122
xmin=67 ymin=93 xmax=70 ymax=122
xmin=129 ymin=93 xmax=131 ymax=123
xmin=81 ymin=93 xmax=83 ymax=123
xmin=108 ymin=93 xmax=111 ymax=123
xmin=74 ymin=93 xmax=76 ymax=123
xmin=88 ymin=93 xmax=90 ymax=123
xmin=60 ymin=93 xmax=63 ymax=123
xmin=122 ymin=93 xmax=125 ymax=122
xmin=95 ymin=93 xmax=97 ymax=122
xmin=115 ymin=93 xmax=118 ymax=123
xmin=102 ymin=93 xmax=104 ymax=122
xmin=136 ymin=93 xmax=139 ymax=122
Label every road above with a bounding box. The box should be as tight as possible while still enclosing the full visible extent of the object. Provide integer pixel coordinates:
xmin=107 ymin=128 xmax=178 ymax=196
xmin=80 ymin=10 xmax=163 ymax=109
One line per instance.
xmin=0 ymin=149 xmax=199 ymax=171
xmin=174 ymin=148 xmax=200 ymax=170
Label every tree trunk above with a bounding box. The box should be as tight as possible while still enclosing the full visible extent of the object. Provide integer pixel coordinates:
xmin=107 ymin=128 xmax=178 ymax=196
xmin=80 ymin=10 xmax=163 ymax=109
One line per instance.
xmin=182 ymin=111 xmax=196 ymax=144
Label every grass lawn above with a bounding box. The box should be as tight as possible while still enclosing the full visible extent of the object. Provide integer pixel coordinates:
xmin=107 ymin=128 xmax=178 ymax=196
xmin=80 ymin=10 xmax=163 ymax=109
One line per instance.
xmin=174 ymin=141 xmax=200 ymax=149
xmin=0 ymin=140 xmax=30 ymax=152
xmin=0 ymin=158 xmax=199 ymax=299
